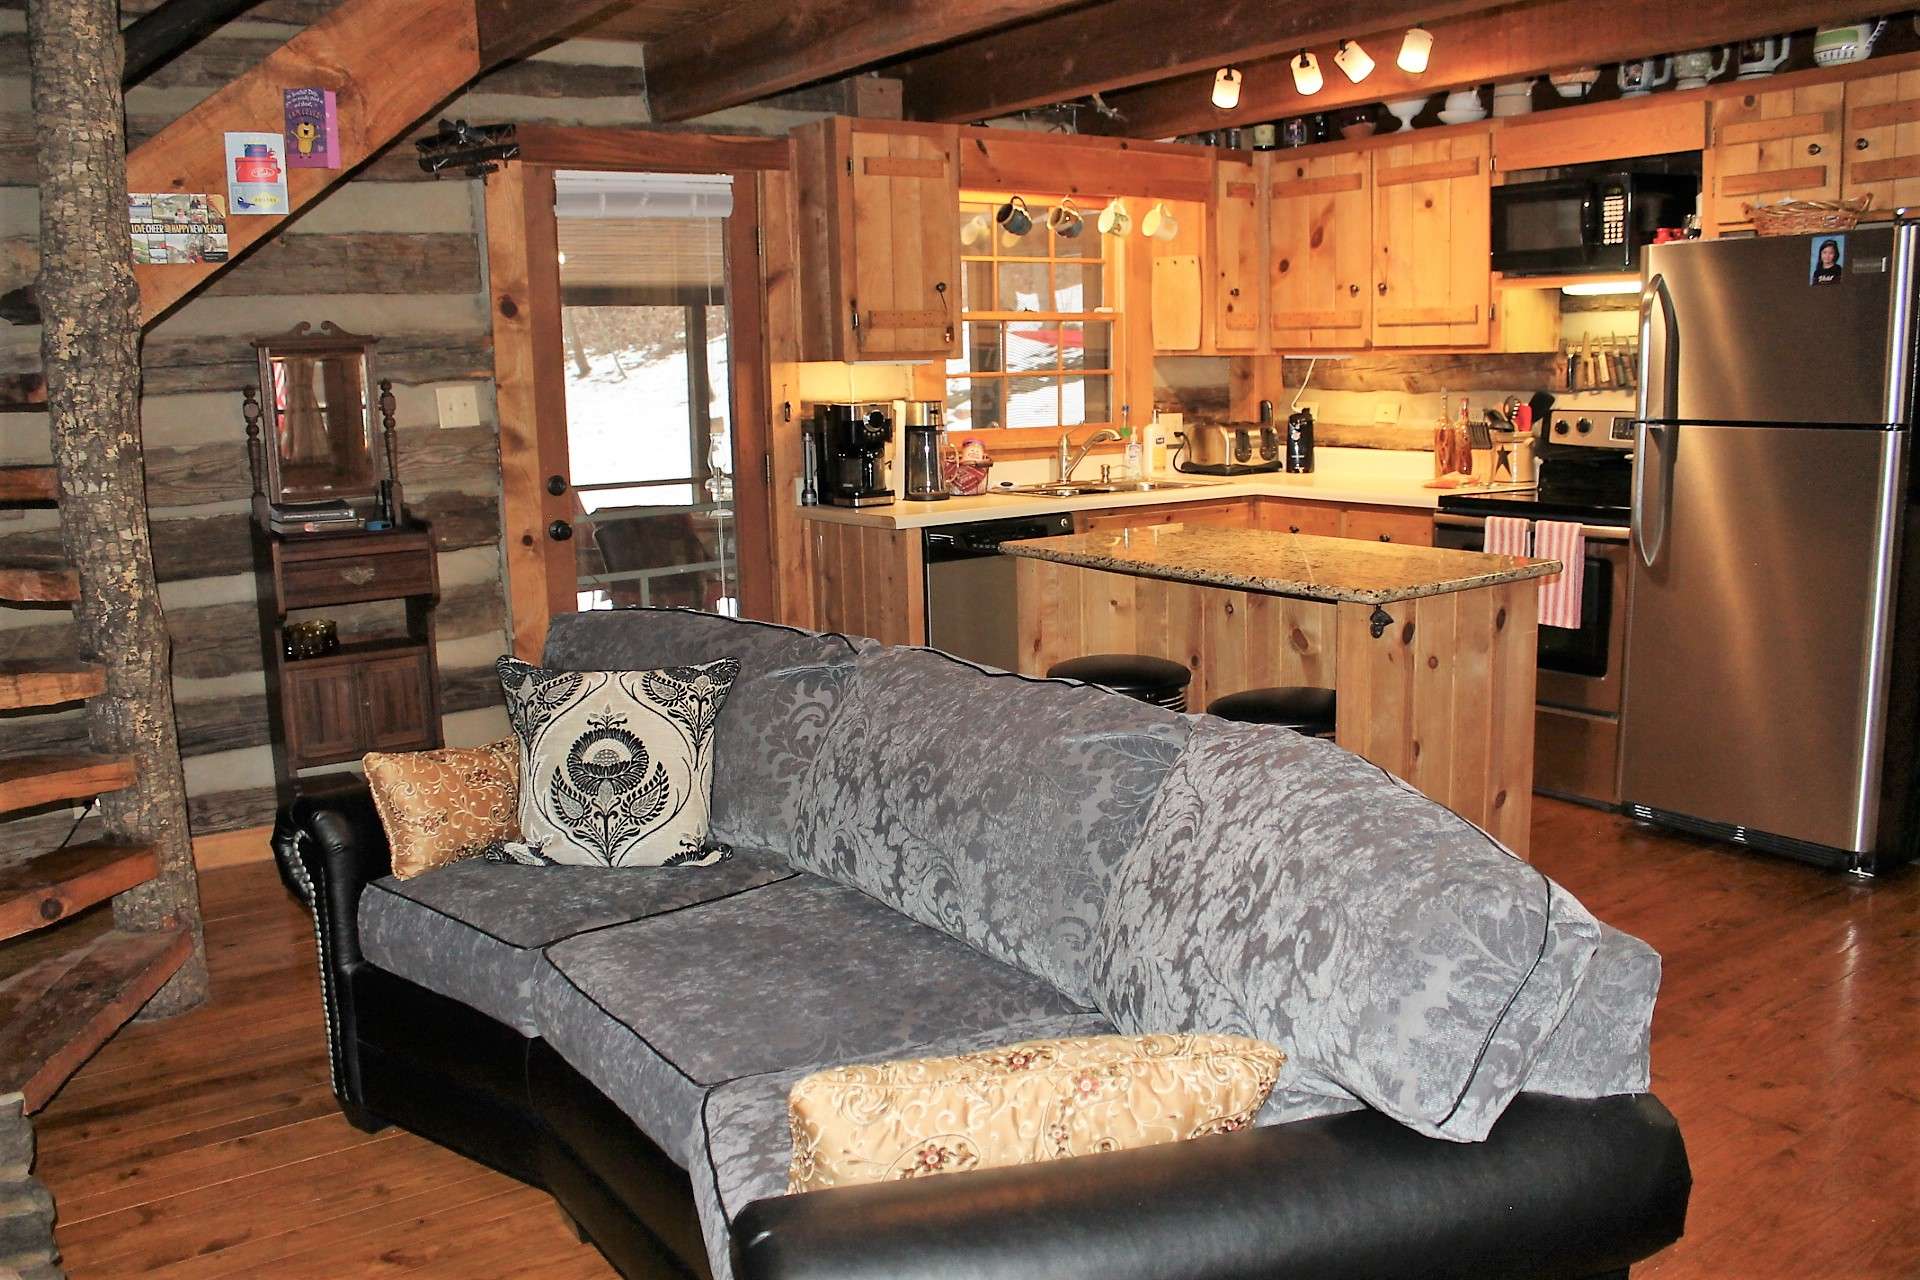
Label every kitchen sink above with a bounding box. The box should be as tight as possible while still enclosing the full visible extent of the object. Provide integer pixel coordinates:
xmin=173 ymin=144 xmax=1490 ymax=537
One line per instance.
xmin=996 ymin=478 xmax=1219 ymax=498
xmin=1101 ymin=480 xmax=1216 ymax=491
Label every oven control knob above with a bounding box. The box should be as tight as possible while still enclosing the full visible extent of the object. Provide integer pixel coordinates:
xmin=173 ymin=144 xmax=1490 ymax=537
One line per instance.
xmin=1575 ymin=418 xmax=1594 ymax=435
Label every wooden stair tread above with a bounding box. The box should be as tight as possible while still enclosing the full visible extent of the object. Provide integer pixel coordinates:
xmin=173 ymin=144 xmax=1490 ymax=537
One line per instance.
xmin=0 ymin=557 xmax=78 ymax=604
xmin=0 ymin=753 xmax=136 ymax=816
xmin=0 ymin=841 xmax=158 ymax=943
xmin=0 ymin=926 xmax=192 ymax=1112
xmin=0 ymin=466 xmax=57 ymax=504
xmin=0 ymin=659 xmax=104 ymax=711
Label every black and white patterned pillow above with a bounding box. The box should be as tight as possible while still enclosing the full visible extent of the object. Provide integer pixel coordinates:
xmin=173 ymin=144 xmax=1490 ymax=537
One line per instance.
xmin=494 ymin=655 xmax=740 ymax=868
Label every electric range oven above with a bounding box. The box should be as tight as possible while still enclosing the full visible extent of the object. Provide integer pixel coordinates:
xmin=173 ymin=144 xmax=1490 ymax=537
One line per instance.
xmin=1433 ymin=404 xmax=1636 ymax=808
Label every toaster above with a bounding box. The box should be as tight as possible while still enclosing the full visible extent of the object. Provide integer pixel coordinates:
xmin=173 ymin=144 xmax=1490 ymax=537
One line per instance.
xmin=1173 ymin=422 xmax=1283 ymax=476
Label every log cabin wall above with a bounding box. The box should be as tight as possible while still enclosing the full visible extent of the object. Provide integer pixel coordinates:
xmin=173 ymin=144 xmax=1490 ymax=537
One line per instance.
xmin=0 ymin=0 xmax=838 ymax=853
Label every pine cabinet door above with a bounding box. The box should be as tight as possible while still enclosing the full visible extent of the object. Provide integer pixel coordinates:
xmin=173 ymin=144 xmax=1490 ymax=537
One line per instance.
xmin=845 ymin=123 xmax=961 ymax=360
xmin=1707 ymin=83 xmax=1844 ymax=232
xmin=1371 ymin=132 xmax=1491 ymax=348
xmin=1213 ymin=156 xmax=1265 ymax=351
xmin=1843 ymin=70 xmax=1920 ymax=212
xmin=1267 ymin=150 xmax=1371 ymax=351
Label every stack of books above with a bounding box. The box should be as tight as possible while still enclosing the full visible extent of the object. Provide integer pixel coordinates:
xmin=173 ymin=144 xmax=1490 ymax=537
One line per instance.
xmin=267 ymin=499 xmax=362 ymax=536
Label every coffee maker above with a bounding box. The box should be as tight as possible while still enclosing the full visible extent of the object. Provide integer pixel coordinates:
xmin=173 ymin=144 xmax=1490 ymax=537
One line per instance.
xmin=815 ymin=402 xmax=895 ymax=507
xmin=900 ymin=401 xmax=947 ymax=502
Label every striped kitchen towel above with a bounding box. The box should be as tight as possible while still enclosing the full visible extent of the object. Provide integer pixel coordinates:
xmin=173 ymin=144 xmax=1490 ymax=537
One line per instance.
xmin=1532 ymin=520 xmax=1585 ymax=629
xmin=1482 ymin=515 xmax=1532 ymax=558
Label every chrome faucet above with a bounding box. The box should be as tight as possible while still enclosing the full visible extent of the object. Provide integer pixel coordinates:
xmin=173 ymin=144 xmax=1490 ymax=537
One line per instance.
xmin=1057 ymin=427 xmax=1122 ymax=482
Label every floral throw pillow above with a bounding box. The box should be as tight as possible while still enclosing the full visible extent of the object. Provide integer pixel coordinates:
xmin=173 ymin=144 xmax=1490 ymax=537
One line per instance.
xmin=787 ymin=1033 xmax=1285 ymax=1193
xmin=494 ymin=654 xmax=740 ymax=868
xmin=363 ymin=739 xmax=519 ymax=880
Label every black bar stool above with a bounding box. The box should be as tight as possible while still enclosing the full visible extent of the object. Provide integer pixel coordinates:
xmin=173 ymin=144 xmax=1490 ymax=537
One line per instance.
xmin=1046 ymin=654 xmax=1192 ymax=713
xmin=1207 ymin=686 xmax=1337 ymax=737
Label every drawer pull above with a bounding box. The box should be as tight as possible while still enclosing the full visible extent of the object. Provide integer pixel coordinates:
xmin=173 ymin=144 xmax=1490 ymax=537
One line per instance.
xmin=341 ymin=565 xmax=376 ymax=585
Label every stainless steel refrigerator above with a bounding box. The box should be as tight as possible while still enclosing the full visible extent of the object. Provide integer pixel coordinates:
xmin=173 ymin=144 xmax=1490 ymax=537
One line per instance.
xmin=1625 ymin=225 xmax=1920 ymax=873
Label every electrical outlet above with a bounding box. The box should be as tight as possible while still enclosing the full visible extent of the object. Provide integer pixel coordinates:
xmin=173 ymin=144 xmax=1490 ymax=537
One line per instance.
xmin=436 ymin=385 xmax=481 ymax=430
xmin=1374 ymin=402 xmax=1401 ymax=425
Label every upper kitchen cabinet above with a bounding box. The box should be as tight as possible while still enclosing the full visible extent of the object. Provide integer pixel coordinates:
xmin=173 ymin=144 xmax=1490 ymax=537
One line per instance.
xmin=1212 ymin=157 xmax=1266 ymax=351
xmin=1493 ymin=97 xmax=1705 ymax=172
xmin=1266 ymin=150 xmax=1371 ymax=351
xmin=793 ymin=119 xmax=962 ymax=362
xmin=1706 ymin=83 xmax=1844 ymax=234
xmin=1372 ymin=131 xmax=1492 ymax=348
xmin=1843 ymin=69 xmax=1920 ymax=213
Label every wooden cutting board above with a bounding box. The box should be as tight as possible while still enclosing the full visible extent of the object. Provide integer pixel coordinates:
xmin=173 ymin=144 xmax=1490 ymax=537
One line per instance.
xmin=1151 ymin=254 xmax=1202 ymax=351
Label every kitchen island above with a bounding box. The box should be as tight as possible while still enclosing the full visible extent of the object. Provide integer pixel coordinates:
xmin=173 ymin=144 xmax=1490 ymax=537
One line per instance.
xmin=1004 ymin=525 xmax=1559 ymax=854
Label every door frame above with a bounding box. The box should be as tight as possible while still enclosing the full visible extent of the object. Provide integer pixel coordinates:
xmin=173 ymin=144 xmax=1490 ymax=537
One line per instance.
xmin=485 ymin=128 xmax=791 ymax=658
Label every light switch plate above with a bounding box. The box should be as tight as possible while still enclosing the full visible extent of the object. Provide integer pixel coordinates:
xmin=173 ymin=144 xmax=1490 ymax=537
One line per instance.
xmin=1374 ymin=402 xmax=1401 ymax=424
xmin=436 ymin=384 xmax=481 ymax=430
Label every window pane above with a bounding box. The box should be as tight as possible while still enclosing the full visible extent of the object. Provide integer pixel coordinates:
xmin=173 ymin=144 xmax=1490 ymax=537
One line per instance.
xmin=969 ymin=321 xmax=1004 ymax=374
xmin=1062 ymin=374 xmax=1110 ymax=427
xmin=1006 ymin=319 xmax=1060 ymax=374
xmin=948 ymin=377 xmax=1004 ymax=433
xmin=998 ymin=261 xmax=1048 ymax=312
xmin=962 ymin=259 xmax=993 ymax=310
xmin=1053 ymin=262 xmax=1104 ymax=312
xmin=1006 ymin=375 xmax=1059 ymax=429
xmin=958 ymin=204 xmax=994 ymax=253
xmin=1056 ymin=321 xmax=1113 ymax=372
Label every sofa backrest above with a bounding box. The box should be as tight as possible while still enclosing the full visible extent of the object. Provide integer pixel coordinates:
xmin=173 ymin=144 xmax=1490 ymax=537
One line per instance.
xmin=542 ymin=609 xmax=863 ymax=853
xmin=788 ymin=645 xmax=1191 ymax=1006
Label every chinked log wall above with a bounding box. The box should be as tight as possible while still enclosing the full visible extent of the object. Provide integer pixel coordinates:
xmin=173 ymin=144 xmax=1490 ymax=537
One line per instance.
xmin=0 ymin=0 xmax=835 ymax=852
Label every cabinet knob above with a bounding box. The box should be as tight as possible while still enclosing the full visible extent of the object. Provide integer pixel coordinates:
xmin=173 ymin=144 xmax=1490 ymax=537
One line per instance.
xmin=1856 ymin=137 xmax=1871 ymax=151
xmin=1808 ymin=142 xmax=1823 ymax=156
xmin=1289 ymin=524 xmax=1301 ymax=533
xmin=1349 ymin=283 xmax=1360 ymax=296
xmin=546 ymin=474 xmax=568 ymax=496
xmin=1229 ymin=286 xmax=1241 ymax=297
xmin=548 ymin=519 xmax=574 ymax=542
xmin=1378 ymin=534 xmax=1392 ymax=542
xmin=1377 ymin=282 xmax=1388 ymax=296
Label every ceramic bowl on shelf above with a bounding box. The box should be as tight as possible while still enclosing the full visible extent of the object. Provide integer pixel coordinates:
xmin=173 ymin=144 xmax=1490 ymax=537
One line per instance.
xmin=1437 ymin=88 xmax=1486 ymax=125
xmin=1336 ymin=105 xmax=1377 ymax=140
xmin=1384 ymin=97 xmax=1427 ymax=131
xmin=1491 ymin=79 xmax=1536 ymax=117
xmin=1550 ymin=68 xmax=1600 ymax=98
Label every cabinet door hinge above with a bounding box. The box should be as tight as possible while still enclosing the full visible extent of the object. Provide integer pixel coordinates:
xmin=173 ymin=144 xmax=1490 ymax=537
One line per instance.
xmin=846 ymin=156 xmax=854 ymax=176
xmin=754 ymin=226 xmax=764 ymax=257
xmin=763 ymin=453 xmax=773 ymax=484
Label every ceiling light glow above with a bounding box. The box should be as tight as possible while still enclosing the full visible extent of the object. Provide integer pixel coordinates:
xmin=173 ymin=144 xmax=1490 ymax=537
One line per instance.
xmin=1292 ymin=50 xmax=1324 ymax=96
xmin=1211 ymin=66 xmax=1243 ymax=110
xmin=1398 ymin=26 xmax=1433 ymax=75
xmin=1334 ymin=39 xmax=1375 ymax=84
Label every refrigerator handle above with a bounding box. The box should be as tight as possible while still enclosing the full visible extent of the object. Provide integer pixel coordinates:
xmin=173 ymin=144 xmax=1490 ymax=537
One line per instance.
xmin=1635 ymin=271 xmax=1677 ymax=423
xmin=1632 ymin=422 xmax=1675 ymax=570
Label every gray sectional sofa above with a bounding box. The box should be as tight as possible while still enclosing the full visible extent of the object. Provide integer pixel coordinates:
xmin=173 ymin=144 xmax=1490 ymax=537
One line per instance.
xmin=276 ymin=606 xmax=1690 ymax=1280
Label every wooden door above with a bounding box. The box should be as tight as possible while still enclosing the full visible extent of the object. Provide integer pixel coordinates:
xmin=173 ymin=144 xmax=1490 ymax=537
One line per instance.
xmin=1254 ymin=498 xmax=1342 ymax=536
xmin=1212 ymin=157 xmax=1265 ymax=351
xmin=1266 ymin=150 xmax=1371 ymax=351
xmin=844 ymin=122 xmax=961 ymax=360
xmin=1843 ymin=70 xmax=1920 ymax=211
xmin=1371 ymin=131 xmax=1491 ymax=348
xmin=1707 ymin=83 xmax=1844 ymax=233
xmin=282 ymin=665 xmax=360 ymax=766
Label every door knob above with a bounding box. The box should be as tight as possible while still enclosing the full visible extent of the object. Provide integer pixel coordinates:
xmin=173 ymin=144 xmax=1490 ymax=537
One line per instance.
xmin=546 ymin=474 xmax=568 ymax=496
xmin=1808 ymin=142 xmax=1823 ymax=156
xmin=1856 ymin=137 xmax=1871 ymax=151
xmin=548 ymin=519 xmax=573 ymax=542
xmin=1377 ymin=282 xmax=1388 ymax=295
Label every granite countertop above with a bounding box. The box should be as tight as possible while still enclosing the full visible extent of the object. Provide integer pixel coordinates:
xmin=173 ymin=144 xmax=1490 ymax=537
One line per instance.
xmin=1002 ymin=525 xmax=1560 ymax=605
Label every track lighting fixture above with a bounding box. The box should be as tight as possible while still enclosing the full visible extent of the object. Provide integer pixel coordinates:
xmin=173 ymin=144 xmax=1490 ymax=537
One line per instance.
xmin=1398 ymin=25 xmax=1433 ymax=75
xmin=1212 ymin=67 xmax=1243 ymax=110
xmin=1291 ymin=50 xmax=1323 ymax=96
xmin=1334 ymin=39 xmax=1375 ymax=83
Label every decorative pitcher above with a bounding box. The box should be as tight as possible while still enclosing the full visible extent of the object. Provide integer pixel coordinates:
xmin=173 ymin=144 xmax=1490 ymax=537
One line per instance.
xmin=1673 ymin=47 xmax=1730 ymax=90
xmin=1618 ymin=57 xmax=1672 ymax=97
xmin=1737 ymin=36 xmax=1791 ymax=79
xmin=1814 ymin=19 xmax=1886 ymax=67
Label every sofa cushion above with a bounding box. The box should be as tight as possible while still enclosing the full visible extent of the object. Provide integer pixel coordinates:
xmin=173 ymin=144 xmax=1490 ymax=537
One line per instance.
xmin=363 ymin=738 xmax=519 ymax=879
xmin=1092 ymin=719 xmax=1607 ymax=1143
xmin=694 ymin=1012 xmax=1114 ymax=1280
xmin=790 ymin=646 xmax=1189 ymax=1004
xmin=356 ymin=850 xmax=795 ymax=1033
xmin=1526 ymin=922 xmax=1660 ymax=1096
xmin=531 ymin=873 xmax=1096 ymax=1173
xmin=542 ymin=608 xmax=862 ymax=852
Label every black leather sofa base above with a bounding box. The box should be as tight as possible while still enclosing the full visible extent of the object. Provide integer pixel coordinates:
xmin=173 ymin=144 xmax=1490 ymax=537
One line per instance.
xmin=279 ymin=793 xmax=1691 ymax=1280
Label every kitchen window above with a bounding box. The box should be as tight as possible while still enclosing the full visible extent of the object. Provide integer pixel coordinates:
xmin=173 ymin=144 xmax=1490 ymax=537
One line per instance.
xmin=947 ymin=199 xmax=1117 ymax=445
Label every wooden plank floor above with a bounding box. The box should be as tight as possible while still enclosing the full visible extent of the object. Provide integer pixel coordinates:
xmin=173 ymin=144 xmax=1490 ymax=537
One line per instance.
xmin=30 ymin=800 xmax=1920 ymax=1278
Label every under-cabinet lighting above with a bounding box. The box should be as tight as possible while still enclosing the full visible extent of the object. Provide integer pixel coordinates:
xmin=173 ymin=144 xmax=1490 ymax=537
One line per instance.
xmin=1398 ymin=26 xmax=1433 ymax=75
xmin=1212 ymin=67 xmax=1243 ymax=110
xmin=1292 ymin=50 xmax=1323 ymax=96
xmin=1561 ymin=280 xmax=1641 ymax=296
xmin=1334 ymin=40 xmax=1375 ymax=84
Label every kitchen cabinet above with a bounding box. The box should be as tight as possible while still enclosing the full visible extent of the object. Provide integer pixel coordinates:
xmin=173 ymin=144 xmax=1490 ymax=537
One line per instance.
xmin=1842 ymin=69 xmax=1920 ymax=214
xmin=1252 ymin=497 xmax=1342 ymax=537
xmin=1076 ymin=498 xmax=1254 ymax=533
xmin=809 ymin=520 xmax=926 ymax=646
xmin=1212 ymin=157 xmax=1266 ymax=351
xmin=1338 ymin=504 xmax=1433 ymax=546
xmin=1706 ymin=82 xmax=1845 ymax=233
xmin=792 ymin=118 xmax=961 ymax=362
xmin=1372 ymin=132 xmax=1492 ymax=348
xmin=1266 ymin=150 xmax=1371 ymax=351
xmin=1150 ymin=199 xmax=1210 ymax=352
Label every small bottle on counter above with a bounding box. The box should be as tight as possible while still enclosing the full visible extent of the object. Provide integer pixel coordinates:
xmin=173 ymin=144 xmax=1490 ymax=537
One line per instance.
xmin=1122 ymin=427 xmax=1142 ymax=480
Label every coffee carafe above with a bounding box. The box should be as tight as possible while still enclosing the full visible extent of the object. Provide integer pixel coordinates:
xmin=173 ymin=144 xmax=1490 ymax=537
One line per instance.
xmin=816 ymin=402 xmax=895 ymax=508
xmin=901 ymin=401 xmax=948 ymax=501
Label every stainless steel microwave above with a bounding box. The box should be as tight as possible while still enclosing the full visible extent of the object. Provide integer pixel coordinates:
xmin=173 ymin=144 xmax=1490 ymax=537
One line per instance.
xmin=1490 ymin=170 xmax=1698 ymax=276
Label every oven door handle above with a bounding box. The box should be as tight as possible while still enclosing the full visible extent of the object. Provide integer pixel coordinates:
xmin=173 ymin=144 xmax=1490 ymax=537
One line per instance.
xmin=1432 ymin=512 xmax=1629 ymax=543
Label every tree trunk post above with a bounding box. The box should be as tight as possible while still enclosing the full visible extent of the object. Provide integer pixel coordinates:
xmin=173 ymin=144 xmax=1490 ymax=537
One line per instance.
xmin=28 ymin=0 xmax=208 ymax=1014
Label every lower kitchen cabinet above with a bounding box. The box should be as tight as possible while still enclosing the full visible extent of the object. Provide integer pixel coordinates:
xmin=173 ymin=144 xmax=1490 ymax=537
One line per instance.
xmin=1252 ymin=498 xmax=1342 ymax=537
xmin=1076 ymin=498 xmax=1253 ymax=532
xmin=809 ymin=520 xmax=926 ymax=646
xmin=1337 ymin=504 xmax=1434 ymax=546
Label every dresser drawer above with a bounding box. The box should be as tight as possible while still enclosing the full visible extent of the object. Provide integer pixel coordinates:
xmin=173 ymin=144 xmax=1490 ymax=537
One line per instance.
xmin=281 ymin=549 xmax=436 ymax=607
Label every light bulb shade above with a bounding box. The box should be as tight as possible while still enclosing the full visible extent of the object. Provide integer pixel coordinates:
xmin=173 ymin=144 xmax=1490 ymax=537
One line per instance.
xmin=1398 ymin=26 xmax=1433 ymax=75
xmin=1334 ymin=39 xmax=1375 ymax=83
xmin=1211 ymin=67 xmax=1243 ymax=110
xmin=1292 ymin=50 xmax=1324 ymax=96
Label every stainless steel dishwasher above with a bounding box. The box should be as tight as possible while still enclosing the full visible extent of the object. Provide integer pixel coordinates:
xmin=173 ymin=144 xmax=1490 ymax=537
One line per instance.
xmin=923 ymin=513 xmax=1074 ymax=670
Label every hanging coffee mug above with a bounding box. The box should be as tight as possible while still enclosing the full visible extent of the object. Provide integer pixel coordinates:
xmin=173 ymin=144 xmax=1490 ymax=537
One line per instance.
xmin=996 ymin=195 xmax=1033 ymax=237
xmin=1097 ymin=197 xmax=1132 ymax=236
xmin=1142 ymin=201 xmax=1179 ymax=241
xmin=1048 ymin=197 xmax=1085 ymax=239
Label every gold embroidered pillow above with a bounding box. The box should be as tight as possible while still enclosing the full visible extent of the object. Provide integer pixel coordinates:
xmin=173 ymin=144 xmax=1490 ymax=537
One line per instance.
xmin=787 ymin=1033 xmax=1284 ymax=1193
xmin=364 ymin=739 xmax=520 ymax=879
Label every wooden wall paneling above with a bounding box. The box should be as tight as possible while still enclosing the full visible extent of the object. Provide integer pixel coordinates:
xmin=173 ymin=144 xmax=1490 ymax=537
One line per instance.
xmin=1492 ymin=96 xmax=1707 ymax=172
xmin=1266 ymin=149 xmax=1371 ymax=350
xmin=1707 ymin=82 xmax=1845 ymax=232
xmin=722 ymin=176 xmax=776 ymax=623
xmin=1212 ymin=156 xmax=1264 ymax=352
xmin=1120 ymin=232 xmax=1156 ymax=424
xmin=1842 ymin=69 xmax=1920 ymax=211
xmin=1372 ymin=131 xmax=1490 ymax=347
xmin=957 ymin=130 xmax=1214 ymax=203
xmin=760 ymin=168 xmax=815 ymax=630
xmin=513 ymin=126 xmax=789 ymax=173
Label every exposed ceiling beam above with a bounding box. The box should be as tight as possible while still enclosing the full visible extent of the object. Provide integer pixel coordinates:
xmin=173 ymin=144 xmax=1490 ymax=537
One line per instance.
xmin=120 ymin=0 xmax=259 ymax=85
xmin=893 ymin=0 xmax=1501 ymax=124
xmin=473 ymin=0 xmax=628 ymax=65
xmin=1106 ymin=0 xmax=1880 ymax=137
xmin=643 ymin=0 xmax=1095 ymax=123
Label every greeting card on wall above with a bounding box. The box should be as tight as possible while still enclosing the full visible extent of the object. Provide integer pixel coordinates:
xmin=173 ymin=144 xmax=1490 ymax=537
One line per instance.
xmin=284 ymin=88 xmax=340 ymax=169
xmin=128 ymin=192 xmax=228 ymax=265
xmin=225 ymin=131 xmax=288 ymax=215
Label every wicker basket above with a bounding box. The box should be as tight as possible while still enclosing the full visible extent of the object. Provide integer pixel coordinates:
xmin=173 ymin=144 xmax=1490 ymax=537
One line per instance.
xmin=1744 ymin=194 xmax=1873 ymax=236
